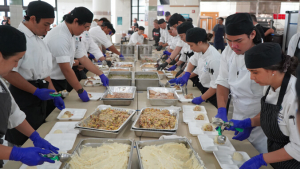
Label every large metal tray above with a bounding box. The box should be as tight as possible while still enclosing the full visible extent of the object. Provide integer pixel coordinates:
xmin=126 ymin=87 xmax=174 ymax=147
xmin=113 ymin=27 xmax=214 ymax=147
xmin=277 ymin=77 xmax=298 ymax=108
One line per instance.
xmin=63 ymin=138 xmax=134 ymax=169
xmin=136 ymin=138 xmax=206 ymax=169
xmin=140 ymin=63 xmax=157 ymax=69
xmin=131 ymin=107 xmax=179 ymax=132
xmin=102 ymin=86 xmax=136 ymax=106
xmin=109 ymin=67 xmax=131 ymax=71
xmin=75 ymin=107 xmax=136 ymax=133
xmin=120 ymin=54 xmax=135 ymax=62
xmin=114 ymin=62 xmax=134 ymax=70
xmin=108 ymin=71 xmax=133 ymax=86
xmin=147 ymin=87 xmax=179 ymax=106
xmin=142 ymin=69 xmax=166 ymax=80
xmin=140 ymin=55 xmax=158 ymax=64
xmin=135 ymin=71 xmax=159 ymax=91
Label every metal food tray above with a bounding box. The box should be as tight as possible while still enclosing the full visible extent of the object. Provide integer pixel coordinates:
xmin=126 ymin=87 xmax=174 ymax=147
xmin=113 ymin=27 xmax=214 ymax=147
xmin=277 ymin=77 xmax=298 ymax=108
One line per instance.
xmin=136 ymin=138 xmax=206 ymax=169
xmin=142 ymin=69 xmax=166 ymax=80
xmin=114 ymin=62 xmax=134 ymax=70
xmin=140 ymin=63 xmax=157 ymax=69
xmin=108 ymin=71 xmax=133 ymax=86
xmin=120 ymin=54 xmax=136 ymax=62
xmin=139 ymin=56 xmax=158 ymax=64
xmin=102 ymin=86 xmax=136 ymax=106
xmin=109 ymin=67 xmax=131 ymax=71
xmin=135 ymin=71 xmax=159 ymax=91
xmin=63 ymin=138 xmax=134 ymax=169
xmin=147 ymin=87 xmax=179 ymax=106
xmin=75 ymin=107 xmax=136 ymax=133
xmin=131 ymin=107 xmax=179 ymax=132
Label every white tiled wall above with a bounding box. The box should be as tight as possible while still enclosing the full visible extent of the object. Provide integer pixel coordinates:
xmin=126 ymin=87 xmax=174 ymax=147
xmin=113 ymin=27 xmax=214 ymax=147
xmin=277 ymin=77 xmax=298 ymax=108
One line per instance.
xmin=9 ymin=5 xmax=23 ymax=28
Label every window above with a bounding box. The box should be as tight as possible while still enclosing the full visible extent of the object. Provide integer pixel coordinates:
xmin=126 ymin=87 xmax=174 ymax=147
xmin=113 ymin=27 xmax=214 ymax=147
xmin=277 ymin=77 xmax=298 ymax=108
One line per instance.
xmin=131 ymin=0 xmax=145 ymax=26
xmin=0 ymin=0 xmax=4 ymax=5
xmin=23 ymin=0 xmax=35 ymax=6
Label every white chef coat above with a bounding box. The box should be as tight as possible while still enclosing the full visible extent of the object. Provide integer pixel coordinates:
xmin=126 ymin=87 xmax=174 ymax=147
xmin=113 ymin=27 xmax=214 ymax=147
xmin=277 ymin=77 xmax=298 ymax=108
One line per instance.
xmin=90 ymin=21 xmax=98 ymax=28
xmin=0 ymin=78 xmax=26 ymax=129
xmin=263 ymin=75 xmax=300 ymax=161
xmin=128 ymin=32 xmax=144 ymax=45
xmin=216 ymin=46 xmax=267 ymax=154
xmin=189 ymin=45 xmax=221 ymax=89
xmin=176 ymin=39 xmax=185 ymax=48
xmin=287 ymin=32 xmax=300 ymax=57
xmin=12 ymin=22 xmax=52 ymax=80
xmin=44 ymin=21 xmax=86 ymax=80
xmin=89 ymin=26 xmax=113 ymax=49
xmin=159 ymin=27 xmax=171 ymax=44
xmin=77 ymin=31 xmax=104 ymax=60
xmin=179 ymin=42 xmax=192 ymax=63
xmin=170 ymin=35 xmax=181 ymax=50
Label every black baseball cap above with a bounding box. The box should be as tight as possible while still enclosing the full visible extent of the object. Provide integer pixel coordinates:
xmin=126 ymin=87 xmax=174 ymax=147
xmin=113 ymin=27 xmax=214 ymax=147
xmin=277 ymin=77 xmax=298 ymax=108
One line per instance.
xmin=70 ymin=7 xmax=93 ymax=23
xmin=165 ymin=11 xmax=171 ymax=17
xmin=26 ymin=1 xmax=54 ymax=18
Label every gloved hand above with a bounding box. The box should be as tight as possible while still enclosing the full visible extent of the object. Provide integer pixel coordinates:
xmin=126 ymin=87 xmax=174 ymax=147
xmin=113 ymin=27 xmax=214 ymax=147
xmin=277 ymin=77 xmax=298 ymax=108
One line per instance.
xmin=232 ymin=127 xmax=254 ymax=141
xmin=163 ymin=50 xmax=171 ymax=56
xmin=33 ymin=88 xmax=55 ymax=101
xmin=53 ymin=97 xmax=65 ymax=110
xmin=227 ymin=118 xmax=252 ymax=131
xmin=168 ymin=78 xmax=177 ymax=84
xmin=9 ymin=146 xmax=55 ymax=166
xmin=162 ymin=55 xmax=169 ymax=60
xmin=78 ymin=90 xmax=90 ymax=102
xmin=157 ymin=62 xmax=168 ymax=70
xmin=240 ymin=154 xmax=267 ymax=169
xmin=177 ymin=72 xmax=191 ymax=86
xmin=119 ymin=54 xmax=125 ymax=61
xmin=215 ymin=107 xmax=228 ymax=122
xmin=106 ymin=60 xmax=112 ymax=67
xmin=88 ymin=53 xmax=95 ymax=59
xmin=103 ymin=54 xmax=106 ymax=57
xmin=170 ymin=59 xmax=176 ymax=65
xmin=109 ymin=31 xmax=112 ymax=35
xmin=192 ymin=96 xmax=205 ymax=105
xmin=156 ymin=45 xmax=163 ymax=51
xmin=100 ymin=74 xmax=109 ymax=87
xmin=29 ymin=131 xmax=59 ymax=154
xmin=106 ymin=48 xmax=110 ymax=51
xmin=168 ymin=65 xmax=177 ymax=71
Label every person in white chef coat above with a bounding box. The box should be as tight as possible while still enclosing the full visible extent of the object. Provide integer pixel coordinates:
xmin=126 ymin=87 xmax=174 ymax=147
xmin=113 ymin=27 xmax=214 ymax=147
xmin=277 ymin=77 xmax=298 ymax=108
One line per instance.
xmin=229 ymin=43 xmax=300 ymax=169
xmin=89 ymin=21 xmax=124 ymax=59
xmin=215 ymin=13 xmax=267 ymax=153
xmin=44 ymin=7 xmax=109 ymax=114
xmin=157 ymin=19 xmax=171 ymax=49
xmin=287 ymin=32 xmax=300 ymax=60
xmin=3 ymin=1 xmax=65 ymax=147
xmin=0 ymin=25 xmax=59 ymax=168
xmin=128 ymin=26 xmax=145 ymax=45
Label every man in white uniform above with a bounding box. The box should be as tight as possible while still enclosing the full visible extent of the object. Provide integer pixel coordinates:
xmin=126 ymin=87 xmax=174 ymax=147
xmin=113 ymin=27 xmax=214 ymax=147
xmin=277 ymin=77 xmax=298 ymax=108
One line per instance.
xmin=158 ymin=19 xmax=171 ymax=49
xmin=128 ymin=26 xmax=144 ymax=45
xmin=287 ymin=32 xmax=300 ymax=59
xmin=215 ymin=13 xmax=267 ymax=153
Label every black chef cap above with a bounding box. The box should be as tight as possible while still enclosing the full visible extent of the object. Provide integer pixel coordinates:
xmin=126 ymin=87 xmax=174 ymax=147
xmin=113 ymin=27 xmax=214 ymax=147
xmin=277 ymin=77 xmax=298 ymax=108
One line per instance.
xmin=139 ymin=26 xmax=145 ymax=31
xmin=101 ymin=22 xmax=114 ymax=31
xmin=165 ymin=11 xmax=171 ymax=17
xmin=158 ymin=19 xmax=165 ymax=24
xmin=225 ymin=13 xmax=254 ymax=36
xmin=186 ymin=28 xmax=207 ymax=43
xmin=26 ymin=1 xmax=54 ymax=18
xmin=167 ymin=24 xmax=170 ymax=30
xmin=177 ymin=21 xmax=193 ymax=34
xmin=112 ymin=27 xmax=115 ymax=34
xmin=169 ymin=13 xmax=186 ymax=27
xmin=296 ymin=67 xmax=300 ymax=99
xmin=245 ymin=43 xmax=282 ymax=69
xmin=70 ymin=7 xmax=93 ymax=23
xmin=0 ymin=25 xmax=26 ymax=57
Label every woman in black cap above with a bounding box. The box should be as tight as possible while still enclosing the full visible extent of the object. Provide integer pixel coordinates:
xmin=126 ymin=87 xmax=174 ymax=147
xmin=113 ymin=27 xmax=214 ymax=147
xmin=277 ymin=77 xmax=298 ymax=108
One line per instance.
xmin=227 ymin=43 xmax=300 ymax=169
xmin=0 ymin=25 xmax=58 ymax=167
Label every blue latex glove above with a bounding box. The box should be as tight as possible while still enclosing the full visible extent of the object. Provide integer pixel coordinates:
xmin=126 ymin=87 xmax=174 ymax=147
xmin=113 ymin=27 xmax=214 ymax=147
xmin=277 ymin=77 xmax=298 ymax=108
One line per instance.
xmin=177 ymin=72 xmax=191 ymax=86
xmin=89 ymin=53 xmax=95 ymax=59
xmin=227 ymin=118 xmax=252 ymax=131
xmin=9 ymin=146 xmax=55 ymax=166
xmin=109 ymin=31 xmax=112 ymax=35
xmin=168 ymin=78 xmax=177 ymax=84
xmin=192 ymin=96 xmax=205 ymax=105
xmin=240 ymin=154 xmax=267 ymax=169
xmin=232 ymin=127 xmax=254 ymax=141
xmin=53 ymin=97 xmax=65 ymax=110
xmin=29 ymin=131 xmax=59 ymax=154
xmin=163 ymin=50 xmax=171 ymax=56
xmin=106 ymin=48 xmax=110 ymax=51
xmin=119 ymin=54 xmax=125 ymax=61
xmin=33 ymin=88 xmax=55 ymax=101
xmin=215 ymin=107 xmax=228 ymax=122
xmin=103 ymin=54 xmax=106 ymax=57
xmin=168 ymin=65 xmax=177 ymax=71
xmin=78 ymin=90 xmax=90 ymax=102
xmin=100 ymin=74 xmax=109 ymax=87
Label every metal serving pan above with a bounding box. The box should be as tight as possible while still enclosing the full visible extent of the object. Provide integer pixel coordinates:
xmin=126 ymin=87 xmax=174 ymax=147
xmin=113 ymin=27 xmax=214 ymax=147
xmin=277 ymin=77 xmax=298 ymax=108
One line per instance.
xmin=136 ymin=138 xmax=206 ymax=169
xmin=102 ymin=86 xmax=136 ymax=106
xmin=75 ymin=107 xmax=136 ymax=133
xmin=63 ymin=138 xmax=134 ymax=169
xmin=139 ymin=56 xmax=158 ymax=64
xmin=109 ymin=67 xmax=131 ymax=71
xmin=108 ymin=71 xmax=133 ymax=86
xmin=142 ymin=69 xmax=166 ymax=80
xmin=120 ymin=54 xmax=136 ymax=62
xmin=114 ymin=62 xmax=134 ymax=70
xmin=147 ymin=87 xmax=179 ymax=106
xmin=140 ymin=63 xmax=158 ymax=69
xmin=135 ymin=71 xmax=159 ymax=91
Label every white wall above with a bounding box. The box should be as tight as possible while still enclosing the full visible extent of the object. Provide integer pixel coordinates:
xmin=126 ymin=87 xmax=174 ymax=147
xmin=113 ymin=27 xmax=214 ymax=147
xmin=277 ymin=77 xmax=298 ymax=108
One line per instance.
xmin=280 ymin=2 xmax=299 ymax=14
xmin=200 ymin=2 xmax=236 ymax=17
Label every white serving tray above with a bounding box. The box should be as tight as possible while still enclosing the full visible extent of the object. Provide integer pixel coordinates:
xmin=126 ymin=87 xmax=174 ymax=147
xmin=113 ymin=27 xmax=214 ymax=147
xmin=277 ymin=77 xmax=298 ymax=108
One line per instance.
xmin=188 ymin=121 xmax=218 ymax=136
xmin=48 ymin=122 xmax=80 ymax=135
xmin=57 ymin=108 xmax=87 ymax=121
xmin=213 ymin=150 xmax=251 ymax=169
xmin=183 ymin=112 xmax=210 ymax=125
xmin=178 ymin=94 xmax=194 ymax=103
xmin=84 ymin=79 xmax=102 ymax=87
xmin=44 ymin=133 xmax=77 ymax=151
xmin=88 ymin=92 xmax=104 ymax=101
xmin=198 ymin=134 xmax=236 ymax=153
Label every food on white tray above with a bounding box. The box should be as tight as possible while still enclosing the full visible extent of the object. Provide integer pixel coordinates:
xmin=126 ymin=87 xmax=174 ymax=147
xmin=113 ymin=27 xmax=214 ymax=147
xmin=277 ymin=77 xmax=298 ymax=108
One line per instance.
xmin=86 ymin=80 xmax=93 ymax=85
xmin=53 ymin=129 xmax=63 ymax=134
xmin=61 ymin=111 xmax=73 ymax=118
xmin=232 ymin=152 xmax=244 ymax=161
xmin=195 ymin=114 xmax=205 ymax=120
xmin=105 ymin=92 xmax=132 ymax=99
xmin=202 ymin=123 xmax=213 ymax=131
xmin=185 ymin=93 xmax=194 ymax=99
xmin=149 ymin=90 xmax=175 ymax=99
xmin=88 ymin=93 xmax=92 ymax=98
xmin=174 ymin=85 xmax=181 ymax=90
xmin=193 ymin=106 xmax=202 ymax=111
xmin=214 ymin=135 xmax=225 ymax=145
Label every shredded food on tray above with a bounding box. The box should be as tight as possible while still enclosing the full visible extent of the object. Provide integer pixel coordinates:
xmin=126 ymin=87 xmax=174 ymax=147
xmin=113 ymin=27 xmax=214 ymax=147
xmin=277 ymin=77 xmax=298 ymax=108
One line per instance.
xmin=108 ymin=74 xmax=131 ymax=79
xmin=144 ymin=70 xmax=164 ymax=74
xmin=193 ymin=106 xmax=202 ymax=111
xmin=68 ymin=143 xmax=130 ymax=169
xmin=149 ymin=90 xmax=175 ymax=99
xmin=195 ymin=114 xmax=205 ymax=120
xmin=81 ymin=108 xmax=130 ymax=130
xmin=110 ymin=69 xmax=129 ymax=71
xmin=174 ymin=85 xmax=181 ymax=90
xmin=141 ymin=58 xmax=156 ymax=63
xmin=115 ymin=64 xmax=133 ymax=67
xmin=138 ymin=108 xmax=176 ymax=130
xmin=105 ymin=92 xmax=133 ymax=99
xmin=135 ymin=75 xmax=158 ymax=79
xmin=142 ymin=64 xmax=156 ymax=68
xmin=185 ymin=94 xmax=194 ymax=99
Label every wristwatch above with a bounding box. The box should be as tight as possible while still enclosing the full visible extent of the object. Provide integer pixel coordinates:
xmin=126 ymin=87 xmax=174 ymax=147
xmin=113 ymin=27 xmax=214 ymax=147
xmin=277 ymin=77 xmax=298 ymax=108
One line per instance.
xmin=77 ymin=88 xmax=84 ymax=94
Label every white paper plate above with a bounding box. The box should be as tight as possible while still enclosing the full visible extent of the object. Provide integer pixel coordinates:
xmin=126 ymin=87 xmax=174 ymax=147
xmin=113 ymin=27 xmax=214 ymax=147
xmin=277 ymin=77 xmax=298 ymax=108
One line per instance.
xmin=170 ymin=85 xmax=182 ymax=93
xmin=182 ymin=105 xmax=207 ymax=114
xmin=57 ymin=108 xmax=87 ymax=121
xmin=213 ymin=150 xmax=251 ymax=169
xmin=183 ymin=112 xmax=210 ymax=125
xmin=88 ymin=92 xmax=104 ymax=101
xmin=84 ymin=79 xmax=102 ymax=87
xmin=87 ymin=76 xmax=100 ymax=80
xmin=19 ymin=161 xmax=62 ymax=169
xmin=48 ymin=122 xmax=79 ymax=134
xmin=178 ymin=94 xmax=194 ymax=103
xmin=198 ymin=134 xmax=236 ymax=153
xmin=188 ymin=121 xmax=217 ymax=136
xmin=44 ymin=133 xmax=77 ymax=151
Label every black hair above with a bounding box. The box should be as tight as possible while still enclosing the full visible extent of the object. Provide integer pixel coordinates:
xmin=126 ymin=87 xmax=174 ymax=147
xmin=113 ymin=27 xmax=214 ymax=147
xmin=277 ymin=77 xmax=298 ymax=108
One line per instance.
xmin=1 ymin=51 xmax=19 ymax=60
xmin=264 ymin=54 xmax=298 ymax=75
xmin=219 ymin=17 xmax=224 ymax=22
xmin=250 ymin=14 xmax=257 ymax=22
xmin=99 ymin=17 xmax=110 ymax=23
xmin=186 ymin=18 xmax=193 ymax=23
xmin=169 ymin=13 xmax=186 ymax=27
xmin=167 ymin=24 xmax=170 ymax=30
xmin=246 ymin=27 xmax=262 ymax=45
xmin=63 ymin=13 xmax=86 ymax=25
xmin=24 ymin=15 xmax=41 ymax=23
xmin=188 ymin=33 xmax=213 ymax=44
xmin=138 ymin=26 xmax=145 ymax=31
